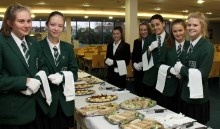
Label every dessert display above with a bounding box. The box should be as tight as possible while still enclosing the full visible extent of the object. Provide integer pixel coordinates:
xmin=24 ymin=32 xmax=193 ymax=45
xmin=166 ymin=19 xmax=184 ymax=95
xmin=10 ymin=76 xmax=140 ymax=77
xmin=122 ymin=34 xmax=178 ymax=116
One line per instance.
xmin=78 ymin=102 xmax=119 ymax=116
xmin=75 ymin=89 xmax=95 ymax=96
xmin=86 ymin=94 xmax=118 ymax=103
xmin=119 ymin=118 xmax=164 ymax=129
xmin=75 ymin=83 xmax=94 ymax=89
xmin=120 ymin=97 xmax=157 ymax=110
xmin=78 ymin=77 xmax=103 ymax=84
xmin=104 ymin=110 xmax=145 ymax=125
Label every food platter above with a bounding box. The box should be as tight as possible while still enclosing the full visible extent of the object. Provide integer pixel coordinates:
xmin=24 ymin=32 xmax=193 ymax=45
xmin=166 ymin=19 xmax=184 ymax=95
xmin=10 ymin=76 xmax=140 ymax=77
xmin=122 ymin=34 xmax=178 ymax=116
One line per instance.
xmin=75 ymin=89 xmax=95 ymax=96
xmin=78 ymin=77 xmax=103 ymax=84
xmin=75 ymin=83 xmax=94 ymax=89
xmin=120 ymin=97 xmax=156 ymax=110
xmin=86 ymin=94 xmax=118 ymax=103
xmin=104 ymin=110 xmax=145 ymax=125
xmin=77 ymin=102 xmax=119 ymax=116
xmin=119 ymin=118 xmax=164 ymax=129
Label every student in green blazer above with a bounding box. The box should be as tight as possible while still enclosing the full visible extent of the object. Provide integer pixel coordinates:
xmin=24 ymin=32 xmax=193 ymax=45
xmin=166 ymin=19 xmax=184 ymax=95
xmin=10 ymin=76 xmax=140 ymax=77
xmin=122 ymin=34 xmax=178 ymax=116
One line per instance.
xmin=142 ymin=14 xmax=169 ymax=102
xmin=174 ymin=12 xmax=214 ymax=124
xmin=39 ymin=11 xmax=78 ymax=129
xmin=0 ymin=4 xmax=49 ymax=129
xmin=158 ymin=19 xmax=189 ymax=113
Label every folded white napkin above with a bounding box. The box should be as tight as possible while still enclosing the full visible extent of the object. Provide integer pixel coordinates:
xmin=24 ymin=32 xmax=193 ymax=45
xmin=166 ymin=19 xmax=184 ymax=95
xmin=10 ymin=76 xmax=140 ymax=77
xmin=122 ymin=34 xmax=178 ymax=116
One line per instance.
xmin=142 ymin=51 xmax=154 ymax=71
xmin=156 ymin=65 xmax=170 ymax=93
xmin=61 ymin=71 xmax=75 ymax=101
xmin=36 ymin=70 xmax=52 ymax=105
xmin=188 ymin=69 xmax=203 ymax=99
xmin=116 ymin=60 xmax=127 ymax=76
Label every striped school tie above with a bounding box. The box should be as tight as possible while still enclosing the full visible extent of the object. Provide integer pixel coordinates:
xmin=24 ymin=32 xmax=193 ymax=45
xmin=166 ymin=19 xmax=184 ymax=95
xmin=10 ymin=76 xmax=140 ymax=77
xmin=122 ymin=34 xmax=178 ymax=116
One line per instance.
xmin=53 ymin=46 xmax=60 ymax=66
xmin=158 ymin=36 xmax=161 ymax=54
xmin=186 ymin=43 xmax=193 ymax=60
xmin=21 ymin=41 xmax=30 ymax=65
xmin=177 ymin=44 xmax=182 ymax=60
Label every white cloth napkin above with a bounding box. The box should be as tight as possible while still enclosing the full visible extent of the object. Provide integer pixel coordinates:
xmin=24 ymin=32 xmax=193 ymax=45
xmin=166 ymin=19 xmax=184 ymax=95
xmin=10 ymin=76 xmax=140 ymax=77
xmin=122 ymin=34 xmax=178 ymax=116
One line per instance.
xmin=142 ymin=51 xmax=154 ymax=71
xmin=36 ymin=70 xmax=52 ymax=105
xmin=156 ymin=65 xmax=170 ymax=93
xmin=61 ymin=71 xmax=75 ymax=101
xmin=116 ymin=60 xmax=127 ymax=76
xmin=188 ymin=69 xmax=203 ymax=99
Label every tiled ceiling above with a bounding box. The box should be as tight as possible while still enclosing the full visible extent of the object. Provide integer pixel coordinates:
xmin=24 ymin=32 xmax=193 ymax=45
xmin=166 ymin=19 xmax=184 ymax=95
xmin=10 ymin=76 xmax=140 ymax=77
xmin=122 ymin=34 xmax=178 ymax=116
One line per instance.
xmin=0 ymin=0 xmax=220 ymax=21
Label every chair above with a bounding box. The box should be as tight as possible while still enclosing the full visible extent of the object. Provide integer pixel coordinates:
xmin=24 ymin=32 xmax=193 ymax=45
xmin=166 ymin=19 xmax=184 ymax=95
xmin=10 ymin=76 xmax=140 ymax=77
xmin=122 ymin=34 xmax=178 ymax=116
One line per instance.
xmin=126 ymin=60 xmax=134 ymax=81
xmin=208 ymin=61 xmax=220 ymax=88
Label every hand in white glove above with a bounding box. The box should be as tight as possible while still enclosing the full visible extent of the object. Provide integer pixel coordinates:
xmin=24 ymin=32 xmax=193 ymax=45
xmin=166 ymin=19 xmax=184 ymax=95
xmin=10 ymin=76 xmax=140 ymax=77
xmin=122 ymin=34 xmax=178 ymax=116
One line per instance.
xmin=133 ymin=63 xmax=142 ymax=71
xmin=174 ymin=61 xmax=183 ymax=73
xmin=26 ymin=78 xmax=41 ymax=93
xmin=170 ymin=67 xmax=179 ymax=75
xmin=148 ymin=41 xmax=159 ymax=52
xmin=21 ymin=88 xmax=32 ymax=96
xmin=105 ymin=58 xmax=114 ymax=66
xmin=48 ymin=73 xmax=63 ymax=86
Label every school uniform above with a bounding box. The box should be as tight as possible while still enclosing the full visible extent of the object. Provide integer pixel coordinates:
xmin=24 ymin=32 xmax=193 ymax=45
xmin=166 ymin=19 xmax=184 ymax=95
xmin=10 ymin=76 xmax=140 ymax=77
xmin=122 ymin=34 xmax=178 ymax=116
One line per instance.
xmin=39 ymin=37 xmax=78 ymax=129
xmin=0 ymin=33 xmax=49 ymax=129
xmin=142 ymin=32 xmax=169 ymax=101
xmin=131 ymin=38 xmax=144 ymax=96
xmin=179 ymin=37 xmax=214 ymax=124
xmin=158 ymin=40 xmax=189 ymax=112
xmin=105 ymin=40 xmax=130 ymax=88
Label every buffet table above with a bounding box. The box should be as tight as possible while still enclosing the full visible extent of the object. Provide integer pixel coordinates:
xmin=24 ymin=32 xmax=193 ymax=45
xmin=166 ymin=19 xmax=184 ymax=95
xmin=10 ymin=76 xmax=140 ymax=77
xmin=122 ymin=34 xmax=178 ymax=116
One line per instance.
xmin=74 ymin=71 xmax=208 ymax=129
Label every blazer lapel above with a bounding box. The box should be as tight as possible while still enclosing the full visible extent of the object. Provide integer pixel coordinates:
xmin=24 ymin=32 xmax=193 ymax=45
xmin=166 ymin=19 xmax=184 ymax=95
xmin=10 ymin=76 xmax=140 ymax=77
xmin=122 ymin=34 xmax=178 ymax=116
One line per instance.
xmin=114 ymin=42 xmax=124 ymax=57
xmin=6 ymin=36 xmax=31 ymax=75
xmin=41 ymin=38 xmax=57 ymax=72
xmin=57 ymin=42 xmax=66 ymax=71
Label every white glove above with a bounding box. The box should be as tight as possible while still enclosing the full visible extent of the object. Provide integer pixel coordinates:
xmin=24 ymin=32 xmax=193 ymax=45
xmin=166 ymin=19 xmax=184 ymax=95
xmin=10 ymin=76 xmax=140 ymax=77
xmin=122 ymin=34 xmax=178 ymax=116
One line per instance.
xmin=174 ymin=61 xmax=183 ymax=73
xmin=133 ymin=63 xmax=142 ymax=71
xmin=170 ymin=67 xmax=179 ymax=75
xmin=105 ymin=58 xmax=114 ymax=66
xmin=21 ymin=88 xmax=32 ymax=96
xmin=26 ymin=78 xmax=41 ymax=93
xmin=48 ymin=73 xmax=63 ymax=86
xmin=148 ymin=41 xmax=159 ymax=51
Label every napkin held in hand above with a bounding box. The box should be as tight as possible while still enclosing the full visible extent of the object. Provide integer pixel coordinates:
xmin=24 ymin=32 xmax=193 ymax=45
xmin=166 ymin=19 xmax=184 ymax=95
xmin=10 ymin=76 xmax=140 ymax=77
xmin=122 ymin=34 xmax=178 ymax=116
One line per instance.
xmin=61 ymin=71 xmax=75 ymax=101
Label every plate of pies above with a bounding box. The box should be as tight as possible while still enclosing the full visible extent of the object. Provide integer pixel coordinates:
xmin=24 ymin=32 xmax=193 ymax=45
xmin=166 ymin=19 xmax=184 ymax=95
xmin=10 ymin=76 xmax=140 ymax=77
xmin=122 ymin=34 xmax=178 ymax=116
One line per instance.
xmin=77 ymin=102 xmax=119 ymax=116
xmin=75 ymin=89 xmax=95 ymax=96
xmin=86 ymin=94 xmax=118 ymax=103
xmin=120 ymin=97 xmax=157 ymax=110
xmin=75 ymin=83 xmax=94 ymax=89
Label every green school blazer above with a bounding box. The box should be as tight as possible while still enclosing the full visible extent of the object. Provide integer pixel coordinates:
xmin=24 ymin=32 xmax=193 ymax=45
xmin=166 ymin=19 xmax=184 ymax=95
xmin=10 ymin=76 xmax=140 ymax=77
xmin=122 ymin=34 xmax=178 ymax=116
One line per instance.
xmin=0 ymin=33 xmax=49 ymax=125
xmin=159 ymin=40 xmax=189 ymax=96
xmin=142 ymin=33 xmax=169 ymax=86
xmin=180 ymin=37 xmax=214 ymax=104
xmin=39 ymin=38 xmax=78 ymax=118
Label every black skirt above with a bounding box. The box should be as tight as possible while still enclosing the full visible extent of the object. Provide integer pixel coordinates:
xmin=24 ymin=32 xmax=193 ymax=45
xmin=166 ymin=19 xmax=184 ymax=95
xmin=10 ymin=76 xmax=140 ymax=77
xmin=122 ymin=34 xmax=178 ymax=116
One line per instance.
xmin=49 ymin=102 xmax=74 ymax=129
xmin=0 ymin=103 xmax=49 ymax=129
xmin=179 ymin=100 xmax=210 ymax=124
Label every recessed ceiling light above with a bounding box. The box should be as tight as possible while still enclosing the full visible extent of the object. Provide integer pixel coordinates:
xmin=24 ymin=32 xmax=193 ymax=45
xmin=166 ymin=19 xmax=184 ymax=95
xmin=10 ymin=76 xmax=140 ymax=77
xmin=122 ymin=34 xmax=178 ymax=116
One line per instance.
xmin=169 ymin=19 xmax=173 ymax=22
xmin=31 ymin=14 xmax=35 ymax=18
xmin=84 ymin=16 xmax=89 ymax=18
xmin=109 ymin=16 xmax=113 ymax=19
xmin=0 ymin=14 xmax=4 ymax=18
xmin=154 ymin=7 xmax=161 ymax=11
xmin=206 ymin=12 xmax=212 ymax=15
xmin=182 ymin=10 xmax=188 ymax=13
xmin=83 ymin=3 xmax=90 ymax=7
xmin=37 ymin=2 xmax=46 ymax=5
xmin=197 ymin=0 xmax=204 ymax=4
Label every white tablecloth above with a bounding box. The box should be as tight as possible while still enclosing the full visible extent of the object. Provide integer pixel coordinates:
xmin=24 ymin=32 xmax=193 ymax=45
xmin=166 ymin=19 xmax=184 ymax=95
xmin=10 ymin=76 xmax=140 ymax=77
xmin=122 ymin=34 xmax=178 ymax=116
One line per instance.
xmin=74 ymin=71 xmax=207 ymax=129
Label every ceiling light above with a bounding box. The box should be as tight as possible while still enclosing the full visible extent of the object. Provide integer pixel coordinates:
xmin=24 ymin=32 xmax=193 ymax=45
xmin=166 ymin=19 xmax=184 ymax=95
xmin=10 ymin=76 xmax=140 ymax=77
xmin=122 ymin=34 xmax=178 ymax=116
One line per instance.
xmin=0 ymin=14 xmax=4 ymax=18
xmin=182 ymin=10 xmax=188 ymax=13
xmin=206 ymin=12 xmax=212 ymax=15
xmin=169 ymin=19 xmax=173 ymax=22
xmin=84 ymin=16 xmax=89 ymax=18
xmin=83 ymin=3 xmax=90 ymax=7
xmin=31 ymin=14 xmax=35 ymax=18
xmin=197 ymin=0 xmax=204 ymax=4
xmin=154 ymin=7 xmax=161 ymax=11
xmin=109 ymin=16 xmax=113 ymax=19
xmin=37 ymin=2 xmax=46 ymax=5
